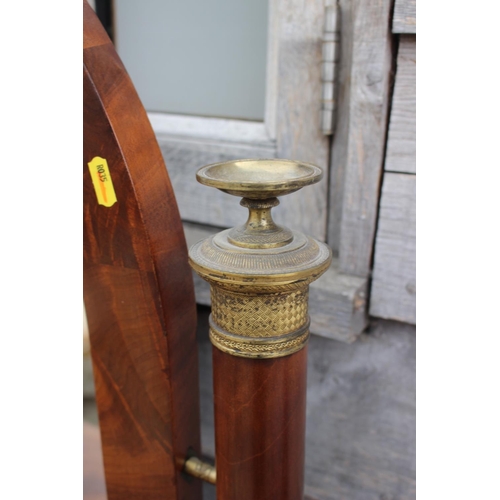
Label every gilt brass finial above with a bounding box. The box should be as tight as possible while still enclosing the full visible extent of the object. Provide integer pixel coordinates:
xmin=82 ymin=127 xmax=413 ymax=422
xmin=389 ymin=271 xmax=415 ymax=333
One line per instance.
xmin=189 ymin=159 xmax=332 ymax=359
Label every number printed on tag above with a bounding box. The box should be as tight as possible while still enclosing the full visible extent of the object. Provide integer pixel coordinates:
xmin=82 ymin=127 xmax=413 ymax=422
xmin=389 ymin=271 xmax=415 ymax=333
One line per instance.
xmin=87 ymin=156 xmax=117 ymax=207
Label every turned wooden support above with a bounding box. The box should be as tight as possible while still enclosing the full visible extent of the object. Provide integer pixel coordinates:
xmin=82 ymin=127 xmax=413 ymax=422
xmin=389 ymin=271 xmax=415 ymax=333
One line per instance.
xmin=212 ymin=348 xmax=308 ymax=500
xmin=189 ymin=159 xmax=332 ymax=499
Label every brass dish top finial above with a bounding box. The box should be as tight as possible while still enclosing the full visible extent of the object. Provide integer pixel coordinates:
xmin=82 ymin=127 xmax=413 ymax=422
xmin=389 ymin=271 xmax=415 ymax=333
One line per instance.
xmin=196 ymin=158 xmax=323 ymax=199
xmin=196 ymin=159 xmax=323 ymax=249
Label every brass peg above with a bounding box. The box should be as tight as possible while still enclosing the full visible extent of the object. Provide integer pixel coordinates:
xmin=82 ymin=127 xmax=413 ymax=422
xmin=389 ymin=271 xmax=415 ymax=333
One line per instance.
xmin=183 ymin=456 xmax=216 ymax=485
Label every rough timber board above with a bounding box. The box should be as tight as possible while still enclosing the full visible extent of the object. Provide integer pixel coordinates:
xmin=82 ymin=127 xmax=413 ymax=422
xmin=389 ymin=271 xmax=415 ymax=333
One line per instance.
xmin=327 ymin=0 xmax=394 ymax=276
xmin=272 ymin=0 xmax=330 ymax=241
xmin=184 ymin=222 xmax=368 ymax=343
xmin=393 ymin=0 xmax=416 ymax=34
xmin=385 ymin=36 xmax=416 ymax=174
xmin=370 ymin=173 xmax=416 ymax=323
xmin=309 ymin=262 xmax=368 ymax=343
xmin=197 ymin=309 xmax=416 ymax=500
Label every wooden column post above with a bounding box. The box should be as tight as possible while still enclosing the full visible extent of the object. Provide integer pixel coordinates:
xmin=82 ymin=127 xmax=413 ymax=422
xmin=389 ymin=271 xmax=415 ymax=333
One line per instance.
xmin=189 ymin=159 xmax=331 ymax=499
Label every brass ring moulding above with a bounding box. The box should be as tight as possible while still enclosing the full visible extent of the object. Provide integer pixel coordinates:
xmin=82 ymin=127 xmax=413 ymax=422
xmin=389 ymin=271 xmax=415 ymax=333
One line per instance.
xmin=188 ymin=159 xmax=332 ymax=359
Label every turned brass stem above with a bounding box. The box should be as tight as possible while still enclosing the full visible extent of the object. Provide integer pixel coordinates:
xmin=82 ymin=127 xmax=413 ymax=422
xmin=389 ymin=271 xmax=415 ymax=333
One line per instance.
xmin=242 ymin=197 xmax=280 ymax=232
xmin=228 ymin=197 xmax=293 ymax=249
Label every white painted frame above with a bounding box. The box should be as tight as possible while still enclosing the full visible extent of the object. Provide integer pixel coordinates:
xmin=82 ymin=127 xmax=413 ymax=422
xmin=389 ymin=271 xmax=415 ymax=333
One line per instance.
xmin=148 ymin=113 xmax=275 ymax=150
xmin=147 ymin=0 xmax=280 ymax=153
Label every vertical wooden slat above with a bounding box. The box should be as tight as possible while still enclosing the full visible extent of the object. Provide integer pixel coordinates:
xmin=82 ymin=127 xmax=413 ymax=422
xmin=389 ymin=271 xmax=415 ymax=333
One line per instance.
xmin=328 ymin=0 xmax=395 ymax=277
xmin=370 ymin=173 xmax=416 ymax=323
xmin=385 ymin=35 xmax=416 ymax=174
xmin=392 ymin=0 xmax=416 ymax=34
xmin=271 ymin=0 xmax=330 ymax=241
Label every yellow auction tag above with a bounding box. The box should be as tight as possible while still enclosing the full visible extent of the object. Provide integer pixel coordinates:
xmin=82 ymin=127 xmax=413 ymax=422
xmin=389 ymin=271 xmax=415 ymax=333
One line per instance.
xmin=87 ymin=156 xmax=117 ymax=207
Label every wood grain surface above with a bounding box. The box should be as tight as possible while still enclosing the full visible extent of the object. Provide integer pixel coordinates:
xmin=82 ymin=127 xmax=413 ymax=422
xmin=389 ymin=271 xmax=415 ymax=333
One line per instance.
xmin=385 ymin=35 xmax=416 ymax=174
xmin=393 ymin=0 xmax=416 ymax=34
xmin=83 ymin=2 xmax=202 ymax=498
xmin=213 ymin=347 xmax=308 ymax=500
xmin=271 ymin=0 xmax=330 ymax=241
xmin=370 ymin=172 xmax=416 ymax=323
xmin=327 ymin=0 xmax=395 ymax=277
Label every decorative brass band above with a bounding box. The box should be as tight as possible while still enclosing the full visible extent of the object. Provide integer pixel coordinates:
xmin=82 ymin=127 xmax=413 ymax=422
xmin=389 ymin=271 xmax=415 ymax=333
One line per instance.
xmin=209 ymin=316 xmax=310 ymax=359
xmin=190 ymin=230 xmax=331 ymax=286
xmin=210 ymin=287 xmax=309 ymax=338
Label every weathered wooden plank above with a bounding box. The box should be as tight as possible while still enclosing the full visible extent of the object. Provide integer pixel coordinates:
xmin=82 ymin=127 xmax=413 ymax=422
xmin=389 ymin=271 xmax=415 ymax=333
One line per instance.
xmin=184 ymin=222 xmax=368 ymax=343
xmin=270 ymin=0 xmax=331 ymax=241
xmin=308 ymin=261 xmax=368 ymax=343
xmin=370 ymin=173 xmax=416 ymax=323
xmin=327 ymin=0 xmax=395 ymax=277
xmin=385 ymin=36 xmax=416 ymax=174
xmin=393 ymin=0 xmax=416 ymax=34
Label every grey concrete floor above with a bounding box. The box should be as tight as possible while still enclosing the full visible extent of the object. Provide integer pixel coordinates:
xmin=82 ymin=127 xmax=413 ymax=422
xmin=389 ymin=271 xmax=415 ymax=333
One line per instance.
xmin=84 ymin=306 xmax=415 ymax=500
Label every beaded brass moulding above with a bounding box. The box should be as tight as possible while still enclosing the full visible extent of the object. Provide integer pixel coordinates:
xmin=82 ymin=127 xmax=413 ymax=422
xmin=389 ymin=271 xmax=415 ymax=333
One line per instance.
xmin=189 ymin=159 xmax=332 ymax=359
